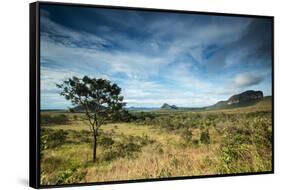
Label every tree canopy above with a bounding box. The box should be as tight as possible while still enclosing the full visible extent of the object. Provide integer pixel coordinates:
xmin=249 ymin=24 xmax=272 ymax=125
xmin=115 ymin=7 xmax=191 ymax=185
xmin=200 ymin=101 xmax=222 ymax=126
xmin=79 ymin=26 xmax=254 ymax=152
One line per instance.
xmin=57 ymin=76 xmax=126 ymax=162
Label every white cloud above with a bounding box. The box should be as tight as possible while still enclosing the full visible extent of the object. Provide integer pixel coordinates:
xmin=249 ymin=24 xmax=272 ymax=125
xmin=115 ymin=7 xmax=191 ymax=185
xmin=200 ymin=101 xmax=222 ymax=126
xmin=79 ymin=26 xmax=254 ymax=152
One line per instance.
xmin=40 ymin=9 xmax=271 ymax=109
xmin=233 ymin=73 xmax=263 ymax=87
xmin=40 ymin=22 xmax=232 ymax=108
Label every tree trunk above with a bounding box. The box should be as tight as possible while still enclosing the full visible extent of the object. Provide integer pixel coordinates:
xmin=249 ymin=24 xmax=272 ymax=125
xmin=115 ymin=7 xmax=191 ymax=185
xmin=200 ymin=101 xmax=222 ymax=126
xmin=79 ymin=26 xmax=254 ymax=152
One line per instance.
xmin=93 ymin=134 xmax=97 ymax=162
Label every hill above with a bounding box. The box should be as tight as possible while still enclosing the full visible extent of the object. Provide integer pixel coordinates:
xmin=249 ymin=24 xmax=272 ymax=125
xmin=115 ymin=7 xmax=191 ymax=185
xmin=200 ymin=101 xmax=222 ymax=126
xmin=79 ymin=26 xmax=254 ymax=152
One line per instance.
xmin=161 ymin=103 xmax=178 ymax=109
xmin=47 ymin=90 xmax=271 ymax=113
xmin=156 ymin=90 xmax=270 ymax=112
xmin=207 ymin=90 xmax=268 ymax=110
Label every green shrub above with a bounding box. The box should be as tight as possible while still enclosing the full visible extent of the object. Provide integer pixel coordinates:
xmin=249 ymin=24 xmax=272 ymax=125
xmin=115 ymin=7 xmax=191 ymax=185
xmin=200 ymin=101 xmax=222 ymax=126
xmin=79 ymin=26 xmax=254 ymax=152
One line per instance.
xmin=251 ymin=117 xmax=272 ymax=149
xmin=139 ymin=134 xmax=155 ymax=145
xmin=219 ymin=135 xmax=253 ymax=173
xmin=56 ymin=165 xmax=87 ymax=185
xmin=40 ymin=115 xmax=52 ymax=125
xmin=181 ymin=128 xmax=193 ymax=143
xmin=200 ymin=129 xmax=210 ymax=144
xmin=192 ymin=139 xmax=199 ymax=147
xmin=41 ymin=114 xmax=70 ymax=125
xmin=57 ymin=168 xmax=76 ymax=185
xmin=102 ymin=134 xmax=155 ymax=161
xmin=98 ymin=136 xmax=115 ymax=147
xmin=102 ymin=141 xmax=141 ymax=161
xmin=218 ymin=116 xmax=272 ymax=173
xmin=68 ymin=130 xmax=91 ymax=144
xmin=73 ymin=115 xmax=78 ymax=121
xmin=41 ymin=128 xmax=68 ymax=150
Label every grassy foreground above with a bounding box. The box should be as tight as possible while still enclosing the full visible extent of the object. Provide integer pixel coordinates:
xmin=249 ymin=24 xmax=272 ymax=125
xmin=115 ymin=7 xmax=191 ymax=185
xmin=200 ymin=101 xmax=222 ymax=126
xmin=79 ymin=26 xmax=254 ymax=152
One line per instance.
xmin=40 ymin=101 xmax=272 ymax=185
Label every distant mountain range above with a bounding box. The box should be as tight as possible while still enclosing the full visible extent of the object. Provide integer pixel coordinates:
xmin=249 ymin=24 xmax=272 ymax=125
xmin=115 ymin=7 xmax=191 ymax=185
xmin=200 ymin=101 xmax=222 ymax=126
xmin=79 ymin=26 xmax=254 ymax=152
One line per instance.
xmin=161 ymin=103 xmax=178 ymax=109
xmin=42 ymin=90 xmax=271 ymax=112
xmin=126 ymin=107 xmax=158 ymax=111
xmin=158 ymin=90 xmax=269 ymax=111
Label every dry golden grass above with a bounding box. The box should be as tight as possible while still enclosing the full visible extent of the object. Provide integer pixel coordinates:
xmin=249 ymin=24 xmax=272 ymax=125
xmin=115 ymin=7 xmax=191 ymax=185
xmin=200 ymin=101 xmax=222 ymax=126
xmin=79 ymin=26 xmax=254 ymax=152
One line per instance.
xmin=40 ymin=99 xmax=272 ymax=185
xmin=41 ymin=120 xmax=232 ymax=184
xmin=84 ymin=144 xmax=220 ymax=182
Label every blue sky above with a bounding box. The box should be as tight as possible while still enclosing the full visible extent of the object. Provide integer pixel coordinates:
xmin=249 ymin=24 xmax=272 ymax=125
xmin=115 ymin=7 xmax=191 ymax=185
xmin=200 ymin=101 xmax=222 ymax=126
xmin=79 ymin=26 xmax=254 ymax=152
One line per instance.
xmin=40 ymin=5 xmax=272 ymax=109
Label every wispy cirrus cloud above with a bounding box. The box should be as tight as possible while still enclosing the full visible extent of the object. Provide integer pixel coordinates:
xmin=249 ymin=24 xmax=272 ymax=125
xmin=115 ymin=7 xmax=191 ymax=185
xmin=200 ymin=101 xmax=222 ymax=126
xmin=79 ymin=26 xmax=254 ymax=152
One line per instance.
xmin=40 ymin=5 xmax=272 ymax=109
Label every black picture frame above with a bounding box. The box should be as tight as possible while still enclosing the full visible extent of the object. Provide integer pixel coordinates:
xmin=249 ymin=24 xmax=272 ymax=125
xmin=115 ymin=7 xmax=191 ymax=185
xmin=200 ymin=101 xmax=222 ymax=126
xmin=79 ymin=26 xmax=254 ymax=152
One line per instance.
xmin=30 ymin=1 xmax=274 ymax=189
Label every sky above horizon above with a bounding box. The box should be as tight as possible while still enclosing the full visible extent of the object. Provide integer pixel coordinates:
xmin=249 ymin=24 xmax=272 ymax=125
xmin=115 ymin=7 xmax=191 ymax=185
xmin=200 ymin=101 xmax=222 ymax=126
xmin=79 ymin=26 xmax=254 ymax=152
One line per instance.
xmin=40 ymin=5 xmax=273 ymax=109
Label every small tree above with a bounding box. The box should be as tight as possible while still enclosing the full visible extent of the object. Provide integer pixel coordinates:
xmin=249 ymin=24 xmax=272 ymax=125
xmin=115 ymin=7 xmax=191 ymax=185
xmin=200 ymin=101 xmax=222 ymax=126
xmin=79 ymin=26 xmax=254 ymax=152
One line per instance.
xmin=57 ymin=76 xmax=125 ymax=162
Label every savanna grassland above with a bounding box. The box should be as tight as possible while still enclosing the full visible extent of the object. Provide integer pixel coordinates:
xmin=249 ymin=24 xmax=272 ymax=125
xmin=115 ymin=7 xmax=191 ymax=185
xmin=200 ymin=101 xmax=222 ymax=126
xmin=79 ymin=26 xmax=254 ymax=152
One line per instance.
xmin=40 ymin=98 xmax=272 ymax=185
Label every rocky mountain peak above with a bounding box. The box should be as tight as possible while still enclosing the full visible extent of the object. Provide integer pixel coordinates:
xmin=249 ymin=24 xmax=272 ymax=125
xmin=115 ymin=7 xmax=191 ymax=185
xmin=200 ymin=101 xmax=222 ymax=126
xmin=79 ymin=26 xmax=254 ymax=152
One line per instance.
xmin=227 ymin=90 xmax=263 ymax=105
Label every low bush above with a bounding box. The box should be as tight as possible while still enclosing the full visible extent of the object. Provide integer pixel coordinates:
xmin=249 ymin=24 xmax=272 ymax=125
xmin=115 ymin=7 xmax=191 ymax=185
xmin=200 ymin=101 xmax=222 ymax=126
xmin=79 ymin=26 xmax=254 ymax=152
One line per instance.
xmin=181 ymin=128 xmax=193 ymax=144
xmin=200 ymin=129 xmax=210 ymax=144
xmin=102 ymin=141 xmax=141 ymax=161
xmin=102 ymin=134 xmax=155 ymax=161
xmin=218 ymin=116 xmax=272 ymax=173
xmin=41 ymin=114 xmax=70 ymax=125
xmin=192 ymin=139 xmax=199 ymax=147
xmin=98 ymin=136 xmax=115 ymax=147
xmin=41 ymin=128 xmax=68 ymax=151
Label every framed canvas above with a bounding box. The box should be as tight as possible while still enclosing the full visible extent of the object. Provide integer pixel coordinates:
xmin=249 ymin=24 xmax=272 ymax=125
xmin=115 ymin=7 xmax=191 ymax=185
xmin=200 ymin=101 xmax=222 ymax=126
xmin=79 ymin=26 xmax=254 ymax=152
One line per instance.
xmin=29 ymin=1 xmax=274 ymax=188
